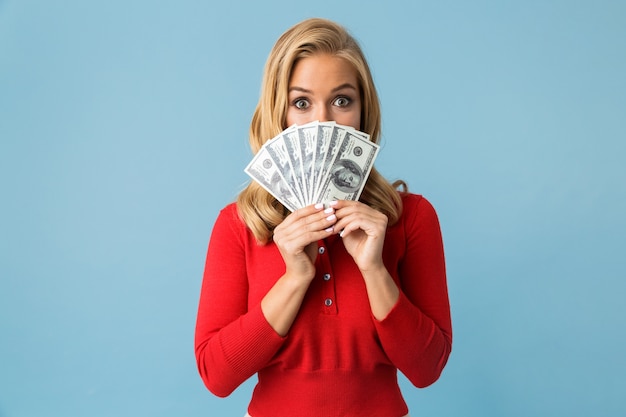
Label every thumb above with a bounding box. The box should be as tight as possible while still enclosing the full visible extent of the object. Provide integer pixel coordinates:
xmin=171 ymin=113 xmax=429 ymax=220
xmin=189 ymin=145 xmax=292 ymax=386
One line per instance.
xmin=305 ymin=242 xmax=319 ymax=263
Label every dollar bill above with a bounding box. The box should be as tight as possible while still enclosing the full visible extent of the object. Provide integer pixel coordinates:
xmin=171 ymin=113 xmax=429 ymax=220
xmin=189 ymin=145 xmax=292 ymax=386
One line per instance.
xmin=313 ymin=123 xmax=347 ymax=202
xmin=316 ymin=129 xmax=379 ymax=203
xmin=244 ymin=122 xmax=379 ymax=210
xmin=308 ymin=121 xmax=333 ymax=202
xmin=264 ymin=127 xmax=306 ymax=207
xmin=244 ymin=145 xmax=300 ymax=212
xmin=297 ymin=121 xmax=321 ymax=205
xmin=281 ymin=126 xmax=308 ymax=205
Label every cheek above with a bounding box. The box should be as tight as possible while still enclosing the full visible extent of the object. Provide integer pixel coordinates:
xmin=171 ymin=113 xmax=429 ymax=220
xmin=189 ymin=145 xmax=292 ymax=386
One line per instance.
xmin=337 ymin=100 xmax=362 ymax=131
xmin=285 ymin=109 xmax=306 ymax=127
xmin=284 ymin=109 xmax=294 ymax=127
xmin=335 ymin=112 xmax=361 ymax=131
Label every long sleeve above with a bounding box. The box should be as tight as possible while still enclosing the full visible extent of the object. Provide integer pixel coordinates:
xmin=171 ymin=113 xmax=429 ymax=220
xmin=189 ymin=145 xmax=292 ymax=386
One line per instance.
xmin=195 ymin=196 xmax=452 ymax=415
xmin=374 ymin=195 xmax=452 ymax=388
xmin=194 ymin=205 xmax=285 ymax=397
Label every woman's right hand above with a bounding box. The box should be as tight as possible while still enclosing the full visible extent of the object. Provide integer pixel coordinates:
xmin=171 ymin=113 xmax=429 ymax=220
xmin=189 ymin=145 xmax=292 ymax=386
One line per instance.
xmin=273 ymin=203 xmax=337 ymax=281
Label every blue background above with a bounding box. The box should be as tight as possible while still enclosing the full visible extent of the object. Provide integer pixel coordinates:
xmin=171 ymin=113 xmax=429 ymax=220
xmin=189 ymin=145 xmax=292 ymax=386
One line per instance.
xmin=1 ymin=1 xmax=625 ymax=416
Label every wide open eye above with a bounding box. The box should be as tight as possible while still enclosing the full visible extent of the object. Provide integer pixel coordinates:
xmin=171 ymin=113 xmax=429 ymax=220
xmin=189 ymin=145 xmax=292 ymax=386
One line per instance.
xmin=292 ymin=98 xmax=310 ymax=110
xmin=333 ymin=96 xmax=352 ymax=107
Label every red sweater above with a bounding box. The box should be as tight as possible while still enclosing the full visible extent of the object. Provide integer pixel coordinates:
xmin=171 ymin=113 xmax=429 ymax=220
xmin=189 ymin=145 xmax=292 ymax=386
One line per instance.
xmin=195 ymin=193 xmax=452 ymax=417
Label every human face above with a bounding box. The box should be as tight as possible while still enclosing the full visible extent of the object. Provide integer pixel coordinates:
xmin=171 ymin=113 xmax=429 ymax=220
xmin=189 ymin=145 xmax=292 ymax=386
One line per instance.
xmin=337 ymin=167 xmax=361 ymax=189
xmin=286 ymin=54 xmax=361 ymax=130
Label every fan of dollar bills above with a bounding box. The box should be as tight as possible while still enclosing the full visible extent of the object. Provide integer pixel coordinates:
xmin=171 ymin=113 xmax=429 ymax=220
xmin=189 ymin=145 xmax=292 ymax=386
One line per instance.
xmin=245 ymin=121 xmax=380 ymax=212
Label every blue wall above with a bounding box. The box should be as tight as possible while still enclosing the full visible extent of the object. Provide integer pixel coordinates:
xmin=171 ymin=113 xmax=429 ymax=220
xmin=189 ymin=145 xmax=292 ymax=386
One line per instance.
xmin=1 ymin=1 xmax=625 ymax=416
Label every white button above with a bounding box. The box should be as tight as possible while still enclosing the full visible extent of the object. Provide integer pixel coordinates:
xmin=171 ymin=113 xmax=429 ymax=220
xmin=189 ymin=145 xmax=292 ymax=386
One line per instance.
xmin=323 ymin=273 xmax=331 ymax=281
xmin=324 ymin=298 xmax=333 ymax=306
xmin=318 ymin=246 xmax=325 ymax=254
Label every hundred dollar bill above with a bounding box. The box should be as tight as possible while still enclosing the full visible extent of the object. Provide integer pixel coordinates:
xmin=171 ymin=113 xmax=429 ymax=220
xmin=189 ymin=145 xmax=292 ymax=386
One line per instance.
xmin=312 ymin=122 xmax=346 ymax=202
xmin=316 ymin=129 xmax=379 ymax=203
xmin=264 ymin=128 xmax=305 ymax=207
xmin=281 ymin=126 xmax=308 ymax=205
xmin=296 ymin=121 xmax=321 ymax=205
xmin=308 ymin=121 xmax=334 ymax=202
xmin=244 ymin=146 xmax=300 ymax=212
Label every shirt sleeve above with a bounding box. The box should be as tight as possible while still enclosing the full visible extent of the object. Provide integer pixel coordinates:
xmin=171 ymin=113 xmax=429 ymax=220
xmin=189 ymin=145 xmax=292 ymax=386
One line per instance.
xmin=373 ymin=195 xmax=453 ymax=388
xmin=194 ymin=205 xmax=286 ymax=397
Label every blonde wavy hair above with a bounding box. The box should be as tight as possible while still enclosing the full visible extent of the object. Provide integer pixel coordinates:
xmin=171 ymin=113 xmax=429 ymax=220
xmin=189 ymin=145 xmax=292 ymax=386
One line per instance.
xmin=237 ymin=18 xmax=405 ymax=243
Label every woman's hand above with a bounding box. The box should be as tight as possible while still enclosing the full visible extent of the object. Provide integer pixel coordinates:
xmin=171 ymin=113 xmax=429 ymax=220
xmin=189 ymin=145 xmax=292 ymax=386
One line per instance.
xmin=331 ymin=200 xmax=398 ymax=320
xmin=330 ymin=200 xmax=388 ymax=273
xmin=262 ymin=203 xmax=337 ymax=336
xmin=273 ymin=203 xmax=337 ymax=281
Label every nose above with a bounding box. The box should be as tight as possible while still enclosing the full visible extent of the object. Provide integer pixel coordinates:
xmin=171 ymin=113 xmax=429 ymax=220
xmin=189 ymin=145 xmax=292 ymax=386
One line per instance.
xmin=315 ymin=105 xmax=331 ymax=122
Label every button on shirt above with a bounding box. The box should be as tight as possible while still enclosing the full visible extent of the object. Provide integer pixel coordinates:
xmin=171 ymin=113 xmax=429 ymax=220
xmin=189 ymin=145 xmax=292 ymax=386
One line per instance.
xmin=316 ymin=240 xmax=337 ymax=314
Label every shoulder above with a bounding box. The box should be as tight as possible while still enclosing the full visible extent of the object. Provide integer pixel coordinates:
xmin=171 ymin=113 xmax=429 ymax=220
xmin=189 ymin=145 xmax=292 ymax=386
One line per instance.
xmin=398 ymin=192 xmax=442 ymax=230
xmin=400 ymin=192 xmax=437 ymax=214
xmin=211 ymin=202 xmax=247 ymax=237
xmin=218 ymin=201 xmax=240 ymax=220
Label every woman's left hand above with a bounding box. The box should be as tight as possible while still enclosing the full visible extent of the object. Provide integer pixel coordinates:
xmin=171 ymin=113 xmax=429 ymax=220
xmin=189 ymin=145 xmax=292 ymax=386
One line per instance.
xmin=330 ymin=200 xmax=388 ymax=272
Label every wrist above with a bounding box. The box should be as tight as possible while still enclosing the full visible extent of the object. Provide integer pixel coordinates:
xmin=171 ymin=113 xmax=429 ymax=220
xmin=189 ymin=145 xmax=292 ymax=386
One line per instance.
xmin=360 ymin=265 xmax=399 ymax=321
xmin=359 ymin=262 xmax=388 ymax=280
xmin=283 ymin=267 xmax=316 ymax=285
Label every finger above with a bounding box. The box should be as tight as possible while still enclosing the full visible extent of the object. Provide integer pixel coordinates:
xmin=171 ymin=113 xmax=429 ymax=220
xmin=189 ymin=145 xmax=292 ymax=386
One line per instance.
xmin=275 ymin=206 xmax=338 ymax=249
xmin=280 ymin=203 xmax=326 ymax=226
xmin=281 ymin=205 xmax=337 ymax=236
xmin=275 ymin=203 xmax=326 ymax=236
xmin=335 ymin=210 xmax=387 ymax=238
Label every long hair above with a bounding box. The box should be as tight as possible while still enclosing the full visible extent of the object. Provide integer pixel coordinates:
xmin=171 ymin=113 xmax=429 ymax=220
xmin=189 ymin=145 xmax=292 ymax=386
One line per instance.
xmin=237 ymin=18 xmax=405 ymax=243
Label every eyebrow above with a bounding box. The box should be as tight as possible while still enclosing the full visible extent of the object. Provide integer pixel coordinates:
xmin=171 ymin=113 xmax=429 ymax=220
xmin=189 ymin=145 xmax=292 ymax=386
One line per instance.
xmin=288 ymin=83 xmax=359 ymax=94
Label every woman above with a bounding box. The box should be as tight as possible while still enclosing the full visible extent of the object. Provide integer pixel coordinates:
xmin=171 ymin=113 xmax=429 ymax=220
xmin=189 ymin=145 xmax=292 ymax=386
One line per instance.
xmin=195 ymin=18 xmax=452 ymax=417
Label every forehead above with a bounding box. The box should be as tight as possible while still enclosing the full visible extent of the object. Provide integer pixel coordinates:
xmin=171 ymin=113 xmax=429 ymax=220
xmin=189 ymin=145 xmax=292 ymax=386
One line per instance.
xmin=289 ymin=54 xmax=358 ymax=88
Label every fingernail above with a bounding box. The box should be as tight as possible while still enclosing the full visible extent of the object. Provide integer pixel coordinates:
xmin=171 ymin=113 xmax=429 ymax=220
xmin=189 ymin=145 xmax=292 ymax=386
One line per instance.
xmin=339 ymin=229 xmax=345 ymax=237
xmin=329 ymin=200 xmax=338 ymax=206
xmin=324 ymin=227 xmax=333 ymax=233
xmin=324 ymin=207 xmax=334 ymax=214
xmin=314 ymin=203 xmax=324 ymax=209
xmin=326 ymin=214 xmax=336 ymax=221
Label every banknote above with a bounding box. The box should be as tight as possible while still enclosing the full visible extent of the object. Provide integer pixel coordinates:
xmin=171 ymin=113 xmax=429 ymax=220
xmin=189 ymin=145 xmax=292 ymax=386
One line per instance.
xmin=245 ymin=122 xmax=379 ymax=211
xmin=281 ymin=126 xmax=308 ymax=205
xmin=316 ymin=129 xmax=379 ymax=202
xmin=244 ymin=145 xmax=300 ymax=212
xmin=296 ymin=121 xmax=319 ymax=205
xmin=312 ymin=122 xmax=346 ymax=202
xmin=263 ymin=127 xmax=305 ymax=207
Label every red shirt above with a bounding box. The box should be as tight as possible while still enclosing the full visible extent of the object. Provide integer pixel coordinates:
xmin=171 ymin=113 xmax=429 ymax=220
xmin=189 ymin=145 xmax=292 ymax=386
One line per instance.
xmin=195 ymin=193 xmax=452 ymax=417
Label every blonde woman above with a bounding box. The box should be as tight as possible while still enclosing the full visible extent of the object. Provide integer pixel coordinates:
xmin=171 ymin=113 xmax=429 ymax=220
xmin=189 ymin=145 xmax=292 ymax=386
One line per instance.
xmin=195 ymin=18 xmax=452 ymax=417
